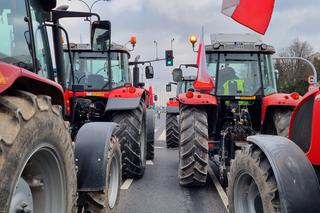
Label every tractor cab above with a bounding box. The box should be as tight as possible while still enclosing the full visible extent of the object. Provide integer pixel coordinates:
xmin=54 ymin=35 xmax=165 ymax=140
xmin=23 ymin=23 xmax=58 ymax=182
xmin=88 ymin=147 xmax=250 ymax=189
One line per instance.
xmin=64 ymin=43 xmax=131 ymax=91
xmin=176 ymin=75 xmax=196 ymax=96
xmin=204 ymin=34 xmax=288 ymax=133
xmin=206 ymin=34 xmax=277 ymax=99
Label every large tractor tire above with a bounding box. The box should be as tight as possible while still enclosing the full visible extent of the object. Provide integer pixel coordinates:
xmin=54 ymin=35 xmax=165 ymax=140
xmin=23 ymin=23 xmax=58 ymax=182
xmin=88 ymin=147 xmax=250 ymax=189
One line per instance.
xmin=266 ymin=109 xmax=292 ymax=137
xmin=0 ymin=90 xmax=76 ymax=213
xmin=228 ymin=146 xmax=280 ymax=213
xmin=178 ymin=105 xmax=208 ymax=186
xmin=228 ymin=136 xmax=320 ymax=213
xmin=166 ymin=113 xmax=179 ymax=148
xmin=111 ymin=100 xmax=147 ymax=179
xmin=273 ymin=109 xmax=292 ymax=137
xmin=146 ymin=110 xmax=155 ymax=160
xmin=82 ymin=136 xmax=121 ymax=213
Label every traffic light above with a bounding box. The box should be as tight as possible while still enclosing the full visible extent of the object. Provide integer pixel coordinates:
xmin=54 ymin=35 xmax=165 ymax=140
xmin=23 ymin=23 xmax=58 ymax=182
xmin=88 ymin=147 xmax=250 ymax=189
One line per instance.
xmin=165 ymin=50 xmax=173 ymax=66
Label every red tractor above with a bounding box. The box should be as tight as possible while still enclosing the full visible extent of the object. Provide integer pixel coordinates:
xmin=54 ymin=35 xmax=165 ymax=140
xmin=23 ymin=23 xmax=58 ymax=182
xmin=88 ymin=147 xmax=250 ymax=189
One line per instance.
xmin=0 ymin=1 xmax=124 ymax=212
xmin=63 ymin=40 xmax=155 ymax=179
xmin=165 ymin=64 xmax=196 ymax=148
xmin=227 ymin=86 xmax=320 ymax=213
xmin=176 ymin=34 xmax=302 ymax=186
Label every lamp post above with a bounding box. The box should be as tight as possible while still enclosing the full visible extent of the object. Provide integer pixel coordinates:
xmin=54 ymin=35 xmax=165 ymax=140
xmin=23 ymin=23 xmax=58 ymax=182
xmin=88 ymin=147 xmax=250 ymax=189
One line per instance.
xmin=171 ymin=38 xmax=175 ymax=50
xmin=154 ymin=40 xmax=159 ymax=60
xmin=68 ymin=0 xmax=111 ymax=23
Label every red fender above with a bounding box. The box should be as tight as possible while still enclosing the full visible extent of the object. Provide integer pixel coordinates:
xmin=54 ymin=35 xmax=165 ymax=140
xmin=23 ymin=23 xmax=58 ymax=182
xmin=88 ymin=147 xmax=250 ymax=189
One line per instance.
xmin=261 ymin=93 xmax=300 ymax=125
xmin=178 ymin=92 xmax=217 ymax=105
xmin=309 ymin=90 xmax=320 ymax=164
xmin=0 ymin=62 xmax=65 ymax=107
xmin=288 ymin=89 xmax=320 ymax=165
xmin=166 ymin=98 xmax=179 ymax=107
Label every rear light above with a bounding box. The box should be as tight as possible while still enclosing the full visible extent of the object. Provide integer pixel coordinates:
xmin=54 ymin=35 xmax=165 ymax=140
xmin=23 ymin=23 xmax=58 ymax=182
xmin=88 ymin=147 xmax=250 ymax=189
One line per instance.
xmin=290 ymin=92 xmax=300 ymax=100
xmin=129 ymin=87 xmax=136 ymax=93
xmin=186 ymin=91 xmax=194 ymax=98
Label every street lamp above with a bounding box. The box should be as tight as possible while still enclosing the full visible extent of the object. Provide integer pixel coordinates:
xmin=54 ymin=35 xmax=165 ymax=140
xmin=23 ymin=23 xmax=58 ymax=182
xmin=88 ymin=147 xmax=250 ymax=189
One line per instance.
xmin=171 ymin=38 xmax=175 ymax=50
xmin=154 ymin=40 xmax=159 ymax=60
xmin=68 ymin=0 xmax=111 ymax=22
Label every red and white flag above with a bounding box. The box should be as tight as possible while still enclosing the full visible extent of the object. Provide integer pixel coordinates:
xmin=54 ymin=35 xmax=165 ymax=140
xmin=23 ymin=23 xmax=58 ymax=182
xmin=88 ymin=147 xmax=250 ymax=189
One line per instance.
xmin=222 ymin=0 xmax=275 ymax=35
xmin=193 ymin=27 xmax=214 ymax=91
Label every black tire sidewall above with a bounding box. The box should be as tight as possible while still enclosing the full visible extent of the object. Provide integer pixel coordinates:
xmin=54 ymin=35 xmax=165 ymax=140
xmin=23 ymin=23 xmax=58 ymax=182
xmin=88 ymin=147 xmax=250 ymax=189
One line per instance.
xmin=0 ymin=109 xmax=75 ymax=212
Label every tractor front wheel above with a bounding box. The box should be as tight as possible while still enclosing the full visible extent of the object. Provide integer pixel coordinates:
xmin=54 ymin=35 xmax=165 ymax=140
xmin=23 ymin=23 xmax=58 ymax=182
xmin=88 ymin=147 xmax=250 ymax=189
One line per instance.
xmin=228 ymin=145 xmax=280 ymax=213
xmin=82 ymin=135 xmax=121 ymax=212
xmin=166 ymin=113 xmax=179 ymax=148
xmin=178 ymin=105 xmax=208 ymax=186
xmin=111 ymin=100 xmax=147 ymax=179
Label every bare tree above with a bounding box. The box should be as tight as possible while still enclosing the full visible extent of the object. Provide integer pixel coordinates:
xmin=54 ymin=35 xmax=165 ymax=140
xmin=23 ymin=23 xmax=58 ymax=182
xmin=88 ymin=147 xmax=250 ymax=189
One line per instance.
xmin=275 ymin=38 xmax=314 ymax=95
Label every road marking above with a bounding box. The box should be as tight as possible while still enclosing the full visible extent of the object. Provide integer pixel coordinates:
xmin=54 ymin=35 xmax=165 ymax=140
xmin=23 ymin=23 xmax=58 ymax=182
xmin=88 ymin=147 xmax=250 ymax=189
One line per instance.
xmin=120 ymin=179 xmax=133 ymax=190
xmin=146 ymin=160 xmax=154 ymax=165
xmin=154 ymin=146 xmax=165 ymax=149
xmin=158 ymin=129 xmax=166 ymax=141
xmin=208 ymin=167 xmax=229 ymax=212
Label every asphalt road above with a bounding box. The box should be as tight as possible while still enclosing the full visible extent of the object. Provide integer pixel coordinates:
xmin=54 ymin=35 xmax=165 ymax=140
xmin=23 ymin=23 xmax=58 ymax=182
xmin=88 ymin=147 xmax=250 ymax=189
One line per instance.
xmin=118 ymin=114 xmax=228 ymax=213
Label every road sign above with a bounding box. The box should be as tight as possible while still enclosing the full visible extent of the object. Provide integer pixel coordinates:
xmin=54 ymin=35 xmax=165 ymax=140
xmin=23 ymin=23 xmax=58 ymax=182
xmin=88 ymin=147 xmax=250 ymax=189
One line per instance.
xmin=308 ymin=75 xmax=315 ymax=85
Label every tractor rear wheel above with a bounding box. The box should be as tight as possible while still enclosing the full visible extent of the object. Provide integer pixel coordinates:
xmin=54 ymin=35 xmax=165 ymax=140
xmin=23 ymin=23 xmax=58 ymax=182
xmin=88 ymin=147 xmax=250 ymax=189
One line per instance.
xmin=111 ymin=100 xmax=147 ymax=179
xmin=228 ymin=145 xmax=280 ymax=213
xmin=82 ymin=135 xmax=121 ymax=213
xmin=0 ymin=90 xmax=76 ymax=213
xmin=178 ymin=105 xmax=208 ymax=186
xmin=272 ymin=109 xmax=292 ymax=137
xmin=146 ymin=110 xmax=155 ymax=160
xmin=166 ymin=113 xmax=179 ymax=148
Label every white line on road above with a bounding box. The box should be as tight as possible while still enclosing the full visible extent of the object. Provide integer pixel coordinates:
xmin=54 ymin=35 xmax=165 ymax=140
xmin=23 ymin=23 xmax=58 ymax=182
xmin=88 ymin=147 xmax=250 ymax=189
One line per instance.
xmin=154 ymin=146 xmax=165 ymax=149
xmin=208 ymin=167 xmax=229 ymax=212
xmin=158 ymin=129 xmax=166 ymax=141
xmin=146 ymin=160 xmax=154 ymax=165
xmin=121 ymin=179 xmax=133 ymax=190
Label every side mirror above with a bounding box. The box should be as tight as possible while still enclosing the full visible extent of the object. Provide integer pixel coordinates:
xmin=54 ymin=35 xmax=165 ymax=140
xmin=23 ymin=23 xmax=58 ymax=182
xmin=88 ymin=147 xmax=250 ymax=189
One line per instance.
xmin=274 ymin=69 xmax=279 ymax=80
xmin=91 ymin=20 xmax=111 ymax=51
xmin=32 ymin=0 xmax=57 ymax=11
xmin=145 ymin=66 xmax=154 ymax=79
xmin=166 ymin=84 xmax=172 ymax=92
xmin=154 ymin=95 xmax=158 ymax=101
xmin=172 ymin=68 xmax=183 ymax=82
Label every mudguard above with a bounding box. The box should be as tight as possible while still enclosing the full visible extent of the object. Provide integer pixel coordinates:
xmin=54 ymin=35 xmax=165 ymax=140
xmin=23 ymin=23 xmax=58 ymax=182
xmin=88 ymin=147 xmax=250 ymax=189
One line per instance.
xmin=146 ymin=109 xmax=155 ymax=143
xmin=106 ymin=97 xmax=141 ymax=111
xmin=261 ymin=93 xmax=300 ymax=125
xmin=166 ymin=106 xmax=179 ymax=114
xmin=105 ymin=87 xmax=144 ymax=111
xmin=75 ymin=122 xmax=118 ymax=191
xmin=247 ymin=135 xmax=320 ymax=213
xmin=178 ymin=92 xmax=217 ymax=105
xmin=0 ymin=63 xmax=65 ymax=107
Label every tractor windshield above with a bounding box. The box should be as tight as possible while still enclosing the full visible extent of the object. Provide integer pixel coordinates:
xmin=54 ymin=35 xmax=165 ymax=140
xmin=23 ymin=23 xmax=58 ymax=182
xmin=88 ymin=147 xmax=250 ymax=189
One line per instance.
xmin=207 ymin=52 xmax=276 ymax=96
xmin=0 ymin=0 xmax=53 ymax=77
xmin=65 ymin=51 xmax=130 ymax=90
xmin=177 ymin=80 xmax=194 ymax=95
xmin=0 ymin=1 xmax=32 ymax=68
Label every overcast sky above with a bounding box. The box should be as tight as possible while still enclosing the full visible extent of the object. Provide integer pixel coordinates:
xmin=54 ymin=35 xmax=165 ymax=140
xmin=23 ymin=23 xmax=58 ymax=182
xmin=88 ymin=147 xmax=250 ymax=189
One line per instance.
xmin=56 ymin=0 xmax=320 ymax=105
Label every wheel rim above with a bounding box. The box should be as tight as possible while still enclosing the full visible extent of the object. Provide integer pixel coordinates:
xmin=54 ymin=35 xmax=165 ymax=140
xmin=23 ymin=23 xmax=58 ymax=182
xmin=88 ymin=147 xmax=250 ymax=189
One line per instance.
xmin=234 ymin=173 xmax=263 ymax=213
xmin=108 ymin=153 xmax=120 ymax=209
xmin=9 ymin=146 xmax=66 ymax=213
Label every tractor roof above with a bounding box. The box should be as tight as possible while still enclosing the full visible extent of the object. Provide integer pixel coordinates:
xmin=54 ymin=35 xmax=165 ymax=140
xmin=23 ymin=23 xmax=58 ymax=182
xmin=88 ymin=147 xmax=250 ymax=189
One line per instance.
xmin=63 ymin=42 xmax=130 ymax=55
xmin=205 ymin=33 xmax=275 ymax=54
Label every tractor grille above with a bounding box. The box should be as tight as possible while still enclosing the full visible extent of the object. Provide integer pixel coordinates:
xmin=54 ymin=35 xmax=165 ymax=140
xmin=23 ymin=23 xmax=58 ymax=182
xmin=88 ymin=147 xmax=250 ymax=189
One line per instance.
xmin=291 ymin=96 xmax=314 ymax=153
